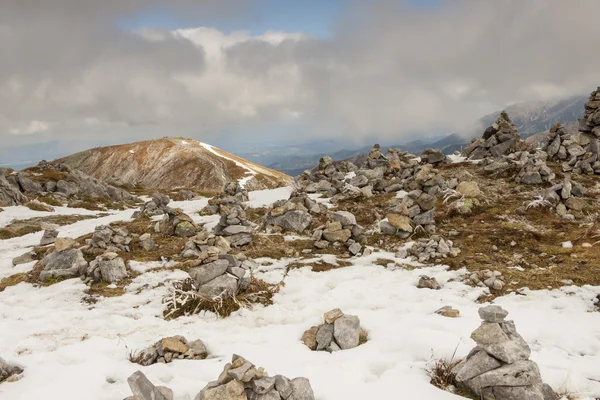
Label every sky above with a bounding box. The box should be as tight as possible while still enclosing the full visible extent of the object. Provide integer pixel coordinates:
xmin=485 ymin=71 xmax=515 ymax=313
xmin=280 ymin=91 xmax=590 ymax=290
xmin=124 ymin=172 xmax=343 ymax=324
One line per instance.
xmin=1 ymin=0 xmax=600 ymax=159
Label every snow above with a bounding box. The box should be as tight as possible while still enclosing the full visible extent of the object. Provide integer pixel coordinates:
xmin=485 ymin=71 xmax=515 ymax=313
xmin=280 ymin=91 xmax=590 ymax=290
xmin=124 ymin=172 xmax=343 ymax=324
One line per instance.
xmin=1 ymin=193 xmax=600 ymax=399
xmin=181 ymin=140 xmax=189 ymax=145
xmin=447 ymin=154 xmax=466 ymax=163
xmin=196 ymin=141 xmax=257 ymax=188
xmin=129 ymin=150 xmax=135 ymax=154
xmin=246 ymin=187 xmax=294 ymax=208
xmin=562 ymin=241 xmax=573 ymax=249
xmin=0 ymin=205 xmax=102 ymax=229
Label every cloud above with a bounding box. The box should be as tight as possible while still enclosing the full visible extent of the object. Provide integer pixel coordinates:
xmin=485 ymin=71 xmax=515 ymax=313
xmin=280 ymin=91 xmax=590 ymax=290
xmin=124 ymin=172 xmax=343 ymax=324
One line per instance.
xmin=1 ymin=0 xmax=600 ymax=151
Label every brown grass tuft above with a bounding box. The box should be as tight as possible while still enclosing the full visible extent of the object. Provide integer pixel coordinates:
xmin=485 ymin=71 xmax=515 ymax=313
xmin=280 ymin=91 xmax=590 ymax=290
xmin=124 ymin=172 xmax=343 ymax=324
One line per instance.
xmin=24 ymin=201 xmax=54 ymax=212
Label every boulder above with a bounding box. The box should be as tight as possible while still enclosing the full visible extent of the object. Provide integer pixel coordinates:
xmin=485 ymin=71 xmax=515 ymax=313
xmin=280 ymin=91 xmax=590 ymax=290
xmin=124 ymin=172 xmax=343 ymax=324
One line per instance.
xmin=40 ymin=248 xmax=88 ymax=281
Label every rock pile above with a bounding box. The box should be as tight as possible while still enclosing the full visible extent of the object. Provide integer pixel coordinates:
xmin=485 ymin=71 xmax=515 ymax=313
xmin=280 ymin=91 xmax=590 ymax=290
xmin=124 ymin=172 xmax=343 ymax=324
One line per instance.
xmin=195 ymin=355 xmax=315 ymax=400
xmin=181 ymin=230 xmax=231 ymax=259
xmin=302 ymin=308 xmax=367 ymax=352
xmin=86 ymin=252 xmax=128 ymax=283
xmin=132 ymin=193 xmax=171 ymax=218
xmin=0 ymin=162 xmax=134 ymax=207
xmin=297 ymin=155 xmax=357 ymax=198
xmin=483 ymin=150 xmax=554 ymax=185
xmin=40 ymin=226 xmax=59 ymax=246
xmin=417 ymin=276 xmax=440 ymax=290
xmin=452 ymin=306 xmax=556 ymax=400
xmin=39 ymin=241 xmax=88 ymax=281
xmin=213 ymin=203 xmax=253 ymax=247
xmin=463 ymin=111 xmax=521 ymax=160
xmin=574 ymin=87 xmax=600 ymax=174
xmin=421 ymin=148 xmax=446 ymax=165
xmin=156 ymin=210 xmax=198 ymax=238
xmin=468 ymin=270 xmax=505 ymax=291
xmin=544 ymin=121 xmax=600 ymax=175
xmin=81 ymin=225 xmax=133 ymax=254
xmin=312 ymin=211 xmax=364 ymax=255
xmin=0 ymin=357 xmax=23 ymax=384
xmin=381 ymin=187 xmax=439 ymax=236
xmin=264 ymin=193 xmax=318 ymax=233
xmin=540 ymin=179 xmax=588 ymax=220
xmin=132 ymin=336 xmax=208 ymax=366
xmin=404 ymin=235 xmax=460 ymax=263
xmin=187 ymin=252 xmax=253 ymax=298
xmin=201 ymin=182 xmax=249 ymax=215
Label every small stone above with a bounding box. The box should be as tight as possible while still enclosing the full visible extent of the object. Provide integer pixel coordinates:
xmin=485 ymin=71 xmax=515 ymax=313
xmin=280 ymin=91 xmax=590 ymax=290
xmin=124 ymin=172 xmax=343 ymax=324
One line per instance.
xmin=417 ymin=276 xmax=440 ymax=290
xmin=478 ymin=305 xmax=509 ymax=323
xmin=323 ymin=308 xmax=344 ymax=324
xmin=301 ymin=326 xmax=319 ymax=350
xmin=435 ymin=306 xmax=460 ymax=318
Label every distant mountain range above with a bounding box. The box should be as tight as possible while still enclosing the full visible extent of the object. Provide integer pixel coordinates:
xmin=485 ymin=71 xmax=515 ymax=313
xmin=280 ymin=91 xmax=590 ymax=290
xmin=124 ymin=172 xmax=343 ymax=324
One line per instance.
xmin=261 ymin=94 xmax=588 ymax=176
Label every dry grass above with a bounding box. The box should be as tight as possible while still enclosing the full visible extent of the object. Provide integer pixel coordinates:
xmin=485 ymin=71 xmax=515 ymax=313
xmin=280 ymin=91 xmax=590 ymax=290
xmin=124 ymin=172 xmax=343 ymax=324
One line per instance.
xmin=244 ymin=234 xmax=351 ymax=260
xmin=245 ymin=207 xmax=267 ymax=225
xmin=24 ymin=169 xmax=68 ymax=183
xmin=336 ymin=192 xmax=396 ymax=227
xmin=286 ymin=259 xmax=353 ymax=273
xmin=0 ymin=225 xmax=41 ymax=240
xmin=163 ymin=275 xmax=282 ymax=319
xmin=427 ymin=355 xmax=477 ymax=400
xmin=35 ymin=195 xmax=64 ymax=207
xmin=24 ymin=201 xmax=54 ymax=212
xmin=0 ymin=273 xmax=29 ymax=292
xmin=0 ymin=214 xmax=104 ymax=240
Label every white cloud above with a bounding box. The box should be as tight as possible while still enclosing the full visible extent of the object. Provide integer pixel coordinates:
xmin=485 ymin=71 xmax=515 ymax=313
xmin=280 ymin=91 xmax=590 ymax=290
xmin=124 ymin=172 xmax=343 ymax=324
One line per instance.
xmin=9 ymin=120 xmax=49 ymax=135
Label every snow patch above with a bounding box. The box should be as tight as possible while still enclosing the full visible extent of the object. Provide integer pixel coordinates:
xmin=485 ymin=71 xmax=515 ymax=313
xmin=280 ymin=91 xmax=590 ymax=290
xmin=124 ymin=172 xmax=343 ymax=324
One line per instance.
xmin=196 ymin=141 xmax=257 ymax=187
xmin=246 ymin=187 xmax=294 ymax=208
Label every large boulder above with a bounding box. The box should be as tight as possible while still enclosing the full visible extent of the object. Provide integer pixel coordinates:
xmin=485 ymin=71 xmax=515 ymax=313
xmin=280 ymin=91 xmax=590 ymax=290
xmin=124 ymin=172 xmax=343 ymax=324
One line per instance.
xmin=265 ymin=210 xmax=312 ymax=233
xmin=39 ymin=248 xmax=88 ymax=281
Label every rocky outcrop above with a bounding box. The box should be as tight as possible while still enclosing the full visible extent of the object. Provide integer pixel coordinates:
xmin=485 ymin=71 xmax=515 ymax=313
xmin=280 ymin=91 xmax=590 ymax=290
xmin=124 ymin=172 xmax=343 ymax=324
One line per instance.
xmin=0 ymin=170 xmax=28 ymax=206
xmin=573 ymin=87 xmax=600 ymax=174
xmin=302 ymin=308 xmax=367 ymax=352
xmin=402 ymin=235 xmax=460 ymax=263
xmin=483 ymin=150 xmax=554 ymax=185
xmin=132 ymin=336 xmax=208 ymax=366
xmin=86 ymin=252 xmax=129 ymax=283
xmin=81 ymin=225 xmax=133 ymax=255
xmin=421 ymin=148 xmax=447 ymax=165
xmin=195 ymin=355 xmax=315 ymax=400
xmin=0 ymin=357 xmax=23 ymax=384
xmin=201 ymin=182 xmax=249 ymax=216
xmin=180 ymin=230 xmax=231 ymax=259
xmin=213 ymin=204 xmax=253 ymax=248
xmin=452 ymin=306 xmax=556 ymax=400
xmin=463 ymin=111 xmax=521 ymax=160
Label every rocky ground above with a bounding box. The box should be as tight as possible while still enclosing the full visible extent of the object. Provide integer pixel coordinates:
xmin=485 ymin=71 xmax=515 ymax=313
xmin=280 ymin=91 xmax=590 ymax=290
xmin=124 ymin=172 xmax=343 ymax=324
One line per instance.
xmin=1 ymin=95 xmax=600 ymax=399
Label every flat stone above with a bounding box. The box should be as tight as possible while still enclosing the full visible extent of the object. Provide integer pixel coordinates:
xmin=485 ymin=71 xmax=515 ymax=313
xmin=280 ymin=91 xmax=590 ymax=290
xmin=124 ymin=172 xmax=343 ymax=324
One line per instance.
xmin=161 ymin=337 xmax=188 ymax=354
xmin=435 ymin=306 xmax=460 ymax=318
xmin=201 ymin=379 xmax=246 ymax=400
xmin=190 ymin=259 xmax=229 ymax=287
xmin=331 ymin=211 xmax=357 ymax=226
xmin=301 ymin=326 xmax=319 ymax=350
xmin=471 ymin=323 xmax=509 ymax=345
xmin=333 ymin=315 xmax=360 ymax=350
xmin=478 ymin=305 xmax=509 ymax=323
xmin=467 ymin=360 xmax=542 ymax=391
xmin=455 ymin=351 xmax=502 ymax=382
xmin=197 ymin=274 xmax=239 ymax=298
xmin=290 ymin=377 xmax=315 ymax=400
xmin=127 ymin=371 xmax=169 ymax=400
xmin=323 ymin=308 xmax=344 ymax=324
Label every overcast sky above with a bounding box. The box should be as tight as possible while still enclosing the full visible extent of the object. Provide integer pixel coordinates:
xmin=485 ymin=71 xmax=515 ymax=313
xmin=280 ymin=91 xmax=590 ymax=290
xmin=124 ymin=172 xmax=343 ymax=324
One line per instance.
xmin=1 ymin=0 xmax=600 ymax=154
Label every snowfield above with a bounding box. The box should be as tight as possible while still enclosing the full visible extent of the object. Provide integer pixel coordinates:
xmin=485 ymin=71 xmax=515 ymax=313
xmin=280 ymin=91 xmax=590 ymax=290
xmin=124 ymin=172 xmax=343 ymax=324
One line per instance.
xmin=1 ymin=190 xmax=600 ymax=400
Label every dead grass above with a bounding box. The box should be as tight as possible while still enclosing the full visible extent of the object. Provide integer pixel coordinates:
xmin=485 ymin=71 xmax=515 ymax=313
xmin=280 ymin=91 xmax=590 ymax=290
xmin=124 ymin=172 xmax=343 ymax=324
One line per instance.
xmin=0 ymin=214 xmax=104 ymax=240
xmin=24 ymin=169 xmax=68 ymax=183
xmin=0 ymin=225 xmax=40 ymax=240
xmin=336 ymin=193 xmax=396 ymax=227
xmin=245 ymin=207 xmax=267 ymax=225
xmin=0 ymin=273 xmax=29 ymax=292
xmin=427 ymin=355 xmax=477 ymax=400
xmin=244 ymin=234 xmax=350 ymax=259
xmin=35 ymin=195 xmax=64 ymax=207
xmin=24 ymin=201 xmax=54 ymax=212
xmin=163 ymin=275 xmax=282 ymax=319
xmin=286 ymin=259 xmax=353 ymax=273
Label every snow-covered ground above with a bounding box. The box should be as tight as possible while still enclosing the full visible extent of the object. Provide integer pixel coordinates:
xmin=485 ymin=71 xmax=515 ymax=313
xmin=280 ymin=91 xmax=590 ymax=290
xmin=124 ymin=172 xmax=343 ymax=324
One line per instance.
xmin=1 ymin=189 xmax=600 ymax=399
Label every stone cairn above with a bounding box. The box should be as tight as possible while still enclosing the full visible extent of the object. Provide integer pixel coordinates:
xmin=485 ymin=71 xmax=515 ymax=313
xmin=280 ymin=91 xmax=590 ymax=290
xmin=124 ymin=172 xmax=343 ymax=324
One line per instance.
xmin=302 ymin=308 xmax=368 ymax=352
xmin=200 ymin=182 xmax=249 ymax=216
xmin=40 ymin=223 xmax=59 ymax=246
xmin=213 ymin=203 xmax=254 ymax=248
xmin=181 ymin=230 xmax=231 ymax=259
xmin=573 ymin=87 xmax=600 ymax=174
xmin=125 ymin=371 xmax=174 ymax=400
xmin=381 ymin=183 xmax=439 ymax=237
xmin=403 ymin=235 xmax=460 ymax=263
xmin=297 ymin=155 xmax=358 ymax=198
xmin=264 ymin=192 xmax=319 ymax=233
xmin=452 ymin=306 xmax=556 ymax=400
xmin=156 ymin=210 xmax=198 ymax=238
xmin=81 ymin=225 xmax=133 ymax=255
xmin=539 ymin=178 xmax=588 ymax=221
xmin=0 ymin=357 xmax=23 ymax=384
xmin=312 ymin=211 xmax=364 ymax=255
xmin=186 ymin=252 xmax=254 ymax=298
xmin=132 ymin=193 xmax=171 ymax=218
xmin=463 ymin=111 xmax=521 ymax=160
xmin=131 ymin=336 xmax=208 ymax=366
xmin=468 ymin=270 xmax=505 ymax=291
xmin=421 ymin=148 xmax=447 ymax=165
xmin=194 ymin=355 xmax=315 ymax=400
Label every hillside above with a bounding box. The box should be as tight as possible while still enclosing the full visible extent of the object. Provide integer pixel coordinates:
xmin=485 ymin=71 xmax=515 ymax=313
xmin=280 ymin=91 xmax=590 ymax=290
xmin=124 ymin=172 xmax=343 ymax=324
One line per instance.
xmin=56 ymin=138 xmax=292 ymax=191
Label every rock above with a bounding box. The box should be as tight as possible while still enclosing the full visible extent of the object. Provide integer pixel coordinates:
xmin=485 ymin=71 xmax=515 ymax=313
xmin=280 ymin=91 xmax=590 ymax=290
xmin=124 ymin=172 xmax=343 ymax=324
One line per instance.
xmin=266 ymin=210 xmax=312 ymax=233
xmin=331 ymin=211 xmax=357 ymax=226
xmin=468 ymin=361 xmax=542 ymax=391
xmin=139 ymin=233 xmax=157 ymax=251
xmin=348 ymin=242 xmax=362 ymax=255
xmin=197 ymin=274 xmax=239 ymax=298
xmin=127 ymin=371 xmax=169 ymax=400
xmin=471 ymin=323 xmax=510 ymax=345
xmin=323 ymin=308 xmax=344 ymax=324
xmin=322 ymin=228 xmax=351 ymax=243
xmin=252 ymin=376 xmax=276 ymax=394
xmin=413 ymin=209 xmax=435 ymax=226
xmin=301 ymin=326 xmax=319 ymax=351
xmin=456 ymin=181 xmax=483 ymax=198
xmin=0 ymin=357 xmax=23 ymax=383
xmin=54 ymin=237 xmax=76 ymax=252
xmin=521 ymin=171 xmax=542 ymax=185
xmin=12 ymin=251 xmax=36 ymax=266
xmin=93 ymin=256 xmax=128 ymax=282
xmin=379 ymin=220 xmax=397 ymax=235
xmin=417 ymin=276 xmax=440 ymax=290
xmin=161 ymin=337 xmax=188 ymax=354
xmin=274 ymin=375 xmax=293 ymax=399
xmin=40 ymin=248 xmax=88 ymax=281
xmin=190 ymin=259 xmax=229 ymax=287
xmin=565 ymin=196 xmax=588 ymax=211
xmin=187 ymin=339 xmax=208 ymax=358
xmin=201 ymin=379 xmax=246 ymax=400
xmin=315 ymin=323 xmax=334 ymax=351
xmin=175 ymin=221 xmax=196 ymax=237
xmin=333 ymin=315 xmax=360 ymax=350
xmin=435 ymin=306 xmax=460 ymax=318
xmin=40 ymin=229 xmax=59 ymax=246
xmin=416 ymin=193 xmax=436 ymax=210
xmin=478 ymin=305 xmax=508 ymax=323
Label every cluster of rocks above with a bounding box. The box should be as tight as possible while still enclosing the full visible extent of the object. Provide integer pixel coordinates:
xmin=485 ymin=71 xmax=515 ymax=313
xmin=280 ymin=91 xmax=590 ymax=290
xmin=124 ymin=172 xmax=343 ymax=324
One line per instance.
xmin=452 ymin=306 xmax=556 ymax=400
xmin=213 ymin=203 xmax=254 ymax=247
xmin=196 ymin=355 xmax=315 ymax=400
xmin=38 ymin=237 xmax=129 ymax=283
xmin=0 ymin=357 xmax=23 ymax=384
xmin=297 ymin=155 xmax=358 ymax=197
xmin=302 ymin=308 xmax=367 ymax=352
xmin=181 ymin=230 xmax=231 ymax=259
xmin=172 ymin=189 xmax=196 ymax=201
xmin=381 ymin=189 xmax=438 ymax=237
xmin=187 ymin=251 xmax=254 ymax=298
xmin=264 ymin=192 xmax=325 ymax=233
xmin=132 ymin=336 xmax=208 ymax=366
xmin=468 ymin=270 xmax=505 ymax=291
xmin=0 ymin=162 xmax=133 ymax=207
xmin=463 ymin=111 xmax=521 ymax=160
xmin=574 ymin=87 xmax=600 ymax=174
xmin=417 ymin=276 xmax=441 ymax=290
xmin=81 ymin=225 xmax=133 ymax=254
xmin=543 ymin=122 xmax=600 ymax=175
xmin=156 ymin=210 xmax=198 ymax=238
xmin=540 ymin=179 xmax=588 ymax=220
xmin=201 ymin=182 xmax=249 ymax=216
xmin=132 ymin=193 xmax=171 ymax=218
xmin=420 ymin=148 xmax=447 ymax=165
xmin=402 ymin=235 xmax=459 ymax=263
xmin=483 ymin=150 xmax=554 ymax=185
xmin=312 ymin=211 xmax=364 ymax=255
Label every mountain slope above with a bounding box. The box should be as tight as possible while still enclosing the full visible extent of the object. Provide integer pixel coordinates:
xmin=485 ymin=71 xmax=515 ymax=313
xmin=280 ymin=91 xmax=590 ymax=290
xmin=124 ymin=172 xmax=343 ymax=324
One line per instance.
xmin=56 ymin=138 xmax=292 ymax=191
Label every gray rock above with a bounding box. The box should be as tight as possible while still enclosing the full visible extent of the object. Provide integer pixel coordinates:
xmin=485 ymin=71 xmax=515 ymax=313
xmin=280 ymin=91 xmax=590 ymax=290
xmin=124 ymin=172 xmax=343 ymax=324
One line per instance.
xmin=479 ymin=336 xmax=531 ymax=364
xmin=416 ymin=193 xmax=436 ymax=211
xmin=467 ymin=360 xmax=542 ymax=391
xmin=17 ymin=173 xmax=42 ymax=193
xmin=127 ymin=371 xmax=169 ymax=400
xmin=348 ymin=242 xmax=362 ymax=255
xmin=379 ymin=221 xmax=397 ymax=235
xmin=455 ymin=351 xmax=502 ymax=382
xmin=521 ymin=171 xmax=542 ymax=185
xmin=417 ymin=276 xmax=440 ymax=290
xmin=197 ymin=274 xmax=239 ymax=298
xmin=40 ymin=229 xmax=59 ymax=246
xmin=252 ymin=377 xmax=276 ymax=394
xmin=190 ymin=259 xmax=229 ymax=287
xmin=12 ymin=251 xmax=36 ymax=266
xmin=266 ymin=210 xmax=312 ymax=233
xmin=290 ymin=377 xmax=315 ymax=400
xmin=333 ymin=315 xmax=360 ymax=350
xmin=490 ymin=138 xmax=517 ymax=158
xmin=223 ymin=225 xmax=253 ymax=235
xmin=139 ymin=233 xmax=157 ymax=251
xmin=316 ymin=323 xmax=334 ymax=351
xmin=0 ymin=173 xmax=28 ymax=206
xmin=0 ymin=357 xmax=23 ymax=382
xmin=478 ymin=305 xmax=509 ymax=323
xmin=331 ymin=211 xmax=357 ymax=226
xmin=40 ymin=248 xmax=88 ymax=281
xmin=275 ymin=375 xmax=293 ymax=399
xmin=492 ymin=385 xmax=544 ymax=400
xmin=175 ymin=221 xmax=196 ymax=237
xmin=542 ymin=383 xmax=558 ymax=400
xmin=413 ymin=209 xmax=435 ymax=226
xmin=95 ymin=257 xmax=128 ymax=282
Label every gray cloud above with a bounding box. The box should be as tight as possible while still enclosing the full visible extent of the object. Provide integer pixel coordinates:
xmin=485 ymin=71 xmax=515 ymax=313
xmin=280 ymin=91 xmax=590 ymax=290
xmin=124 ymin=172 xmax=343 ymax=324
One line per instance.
xmin=1 ymin=0 xmax=600 ymax=152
